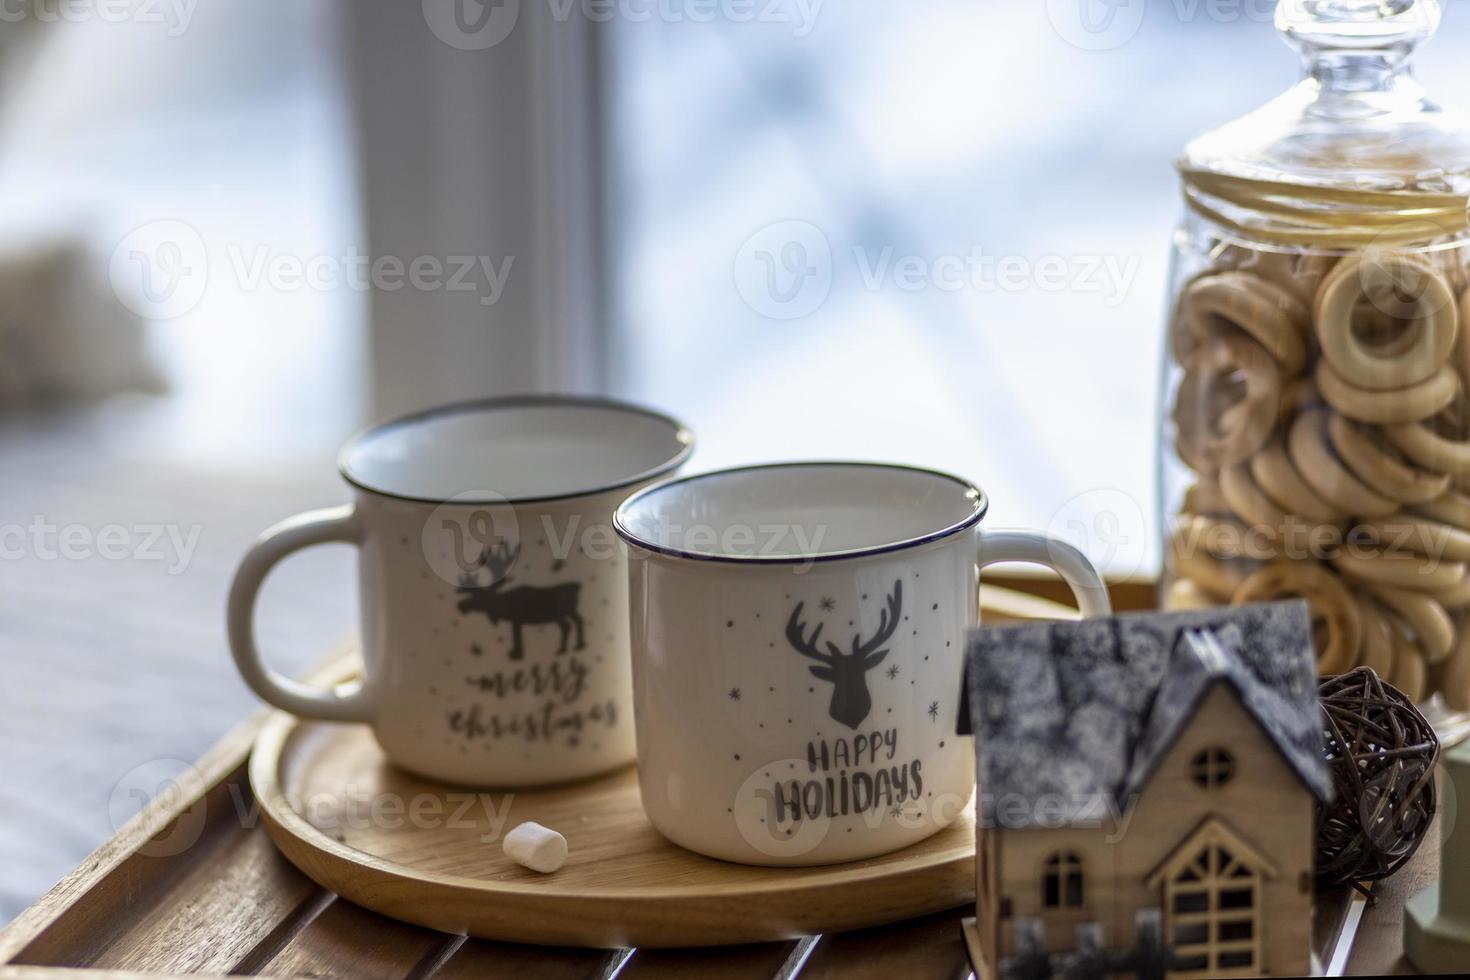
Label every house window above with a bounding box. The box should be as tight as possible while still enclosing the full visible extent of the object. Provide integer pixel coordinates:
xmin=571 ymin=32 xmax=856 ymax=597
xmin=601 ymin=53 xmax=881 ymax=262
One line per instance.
xmin=1191 ymin=747 xmax=1235 ymax=788
xmin=1165 ymin=843 xmax=1261 ymax=977
xmin=1041 ymin=852 xmax=1084 ymax=909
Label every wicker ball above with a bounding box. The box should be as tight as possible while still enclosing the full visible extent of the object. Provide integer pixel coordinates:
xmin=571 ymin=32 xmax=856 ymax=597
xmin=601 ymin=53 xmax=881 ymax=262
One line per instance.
xmin=1316 ymin=666 xmax=1440 ymax=891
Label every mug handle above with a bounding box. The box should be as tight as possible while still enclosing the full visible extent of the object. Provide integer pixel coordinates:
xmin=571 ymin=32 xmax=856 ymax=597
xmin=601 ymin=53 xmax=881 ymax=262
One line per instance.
xmin=977 ymin=529 xmax=1112 ymax=618
xmin=226 ymin=505 xmax=376 ymax=722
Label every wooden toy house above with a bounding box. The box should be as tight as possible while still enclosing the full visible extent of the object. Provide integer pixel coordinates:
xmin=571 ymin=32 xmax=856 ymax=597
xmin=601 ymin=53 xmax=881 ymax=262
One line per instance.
xmin=959 ymin=602 xmax=1330 ymax=978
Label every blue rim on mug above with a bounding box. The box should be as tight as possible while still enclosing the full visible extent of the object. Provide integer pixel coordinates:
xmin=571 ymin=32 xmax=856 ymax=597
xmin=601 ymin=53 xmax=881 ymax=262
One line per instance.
xmin=337 ymin=394 xmax=695 ymax=506
xmin=613 ymin=460 xmax=989 ymax=565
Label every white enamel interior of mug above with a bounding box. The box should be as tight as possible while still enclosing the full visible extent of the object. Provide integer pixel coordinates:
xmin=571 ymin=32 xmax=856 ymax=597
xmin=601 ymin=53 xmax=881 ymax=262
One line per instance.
xmin=615 ymin=462 xmax=987 ymax=560
xmin=340 ymin=397 xmax=693 ymax=503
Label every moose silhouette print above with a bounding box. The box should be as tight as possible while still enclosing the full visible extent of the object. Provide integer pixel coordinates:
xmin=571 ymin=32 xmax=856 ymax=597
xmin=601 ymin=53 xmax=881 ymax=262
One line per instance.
xmin=457 ymin=539 xmax=586 ymax=660
xmin=785 ymin=580 xmax=902 ymax=730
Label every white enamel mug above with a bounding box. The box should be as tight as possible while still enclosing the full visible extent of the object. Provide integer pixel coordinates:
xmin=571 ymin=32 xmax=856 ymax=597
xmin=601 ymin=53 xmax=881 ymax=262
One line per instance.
xmin=614 ymin=462 xmax=1111 ymax=865
xmin=227 ymin=396 xmax=692 ymax=786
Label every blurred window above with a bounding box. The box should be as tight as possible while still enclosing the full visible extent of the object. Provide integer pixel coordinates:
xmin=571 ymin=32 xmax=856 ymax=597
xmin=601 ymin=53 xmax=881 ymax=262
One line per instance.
xmin=602 ymin=1 xmax=1399 ymax=576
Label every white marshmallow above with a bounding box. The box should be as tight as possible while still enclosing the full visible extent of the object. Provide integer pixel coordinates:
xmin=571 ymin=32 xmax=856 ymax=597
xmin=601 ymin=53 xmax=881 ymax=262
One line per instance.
xmin=502 ymin=821 xmax=568 ymax=873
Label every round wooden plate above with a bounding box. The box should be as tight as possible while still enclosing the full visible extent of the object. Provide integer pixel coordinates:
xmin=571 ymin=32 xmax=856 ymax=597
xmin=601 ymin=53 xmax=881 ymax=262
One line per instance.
xmin=250 ymin=712 xmax=976 ymax=948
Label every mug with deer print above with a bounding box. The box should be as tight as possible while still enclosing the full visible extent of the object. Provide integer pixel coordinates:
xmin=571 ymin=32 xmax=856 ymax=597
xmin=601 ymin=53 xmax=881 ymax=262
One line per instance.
xmin=614 ymin=462 xmax=1111 ymax=866
xmin=227 ymin=396 xmax=693 ymax=786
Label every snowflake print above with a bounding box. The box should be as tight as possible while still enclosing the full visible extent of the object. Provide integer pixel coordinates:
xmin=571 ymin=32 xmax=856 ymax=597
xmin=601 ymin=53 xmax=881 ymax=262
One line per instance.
xmin=728 ymin=687 xmax=742 ymax=701
xmin=886 ymin=664 xmax=900 ymax=679
xmin=818 ymin=596 xmax=836 ymax=612
xmin=927 ymin=700 xmax=940 ymax=721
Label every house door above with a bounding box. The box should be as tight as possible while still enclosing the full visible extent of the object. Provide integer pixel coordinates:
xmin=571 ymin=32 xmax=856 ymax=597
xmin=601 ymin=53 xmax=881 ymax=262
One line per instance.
xmin=1163 ymin=841 xmax=1261 ymax=977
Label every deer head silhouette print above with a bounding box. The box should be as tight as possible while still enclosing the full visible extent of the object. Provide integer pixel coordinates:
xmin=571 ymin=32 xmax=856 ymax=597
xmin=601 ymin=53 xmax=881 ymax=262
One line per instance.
xmin=785 ymin=580 xmax=902 ymax=730
xmin=457 ymin=538 xmax=585 ymax=661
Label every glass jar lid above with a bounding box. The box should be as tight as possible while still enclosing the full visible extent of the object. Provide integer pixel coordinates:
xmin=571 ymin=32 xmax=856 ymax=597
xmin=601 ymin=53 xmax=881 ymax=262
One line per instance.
xmin=1180 ymin=0 xmax=1470 ymax=247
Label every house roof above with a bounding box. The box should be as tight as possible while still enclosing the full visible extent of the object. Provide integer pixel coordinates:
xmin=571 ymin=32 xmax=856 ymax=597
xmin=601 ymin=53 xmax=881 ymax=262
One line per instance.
xmin=959 ymin=601 xmax=1330 ymax=830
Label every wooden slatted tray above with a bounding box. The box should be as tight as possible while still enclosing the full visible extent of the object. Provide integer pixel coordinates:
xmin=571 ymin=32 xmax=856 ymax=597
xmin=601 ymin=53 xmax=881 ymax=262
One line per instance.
xmin=0 ymin=579 xmax=1428 ymax=978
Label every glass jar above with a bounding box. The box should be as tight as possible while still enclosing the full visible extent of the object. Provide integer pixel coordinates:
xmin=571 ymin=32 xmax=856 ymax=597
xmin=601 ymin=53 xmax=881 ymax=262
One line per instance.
xmin=1159 ymin=0 xmax=1470 ymax=716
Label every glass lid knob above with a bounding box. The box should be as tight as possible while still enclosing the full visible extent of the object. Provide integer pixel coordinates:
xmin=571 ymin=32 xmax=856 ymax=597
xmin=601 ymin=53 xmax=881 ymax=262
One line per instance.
xmin=1277 ymin=0 xmax=1439 ymax=66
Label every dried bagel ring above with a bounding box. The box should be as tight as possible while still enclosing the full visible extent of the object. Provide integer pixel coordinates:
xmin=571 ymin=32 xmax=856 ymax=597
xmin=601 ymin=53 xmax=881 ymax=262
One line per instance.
xmin=1175 ymin=271 xmax=1309 ymax=374
xmin=1356 ymin=593 xmax=1397 ymax=678
xmin=1414 ymin=488 xmax=1470 ymax=531
xmin=1220 ymin=463 xmax=1328 ymax=557
xmin=1220 ymin=463 xmax=1291 ymax=537
xmin=1356 ymin=514 xmax=1470 ymax=562
xmin=1316 ymin=359 xmax=1460 ymax=424
xmin=1172 ymin=552 xmax=1250 ymax=600
xmin=1454 ymin=285 xmax=1470 ymax=379
xmin=1327 ymin=414 xmax=1451 ymax=505
xmin=1172 ymin=557 xmax=1248 ymax=601
xmin=1174 ymin=333 xmax=1282 ymax=471
xmin=1165 ymin=577 xmax=1226 ymax=611
xmin=1332 ymin=548 xmax=1468 ymax=594
xmin=1439 ymin=623 xmax=1470 ymax=711
xmin=1173 ymin=513 xmax=1277 ymax=561
xmin=1218 ymin=245 xmax=1339 ymax=306
xmin=1250 ymin=436 xmax=1343 ymax=524
xmin=1368 ymin=583 xmax=1456 ymax=663
xmin=1170 ymin=518 xmax=1258 ymax=597
xmin=1181 ymin=479 xmax=1230 ymax=517
xmin=1431 ymin=573 xmax=1470 ymax=609
xmin=1315 ymin=250 xmax=1459 ymax=390
xmin=1232 ymin=562 xmax=1361 ymax=674
xmin=1385 ymin=411 xmax=1470 ymax=477
xmin=1277 ymin=377 xmax=1324 ymax=422
xmin=1288 ymin=409 xmax=1397 ymax=517
xmin=1430 ymin=246 xmax=1470 ymax=295
xmin=1388 ymin=620 xmax=1429 ymax=702
xmin=1177 ymin=379 xmax=1275 ymax=476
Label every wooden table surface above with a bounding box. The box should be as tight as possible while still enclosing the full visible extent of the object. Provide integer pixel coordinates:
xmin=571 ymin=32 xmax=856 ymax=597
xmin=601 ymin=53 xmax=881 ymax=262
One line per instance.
xmin=0 ymin=580 xmax=1443 ymax=978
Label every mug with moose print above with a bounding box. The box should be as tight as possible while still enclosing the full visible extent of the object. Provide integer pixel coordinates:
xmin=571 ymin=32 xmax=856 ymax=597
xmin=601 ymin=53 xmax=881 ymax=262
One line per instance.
xmin=614 ymin=462 xmax=1111 ymax=865
xmin=227 ymin=396 xmax=693 ymax=786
